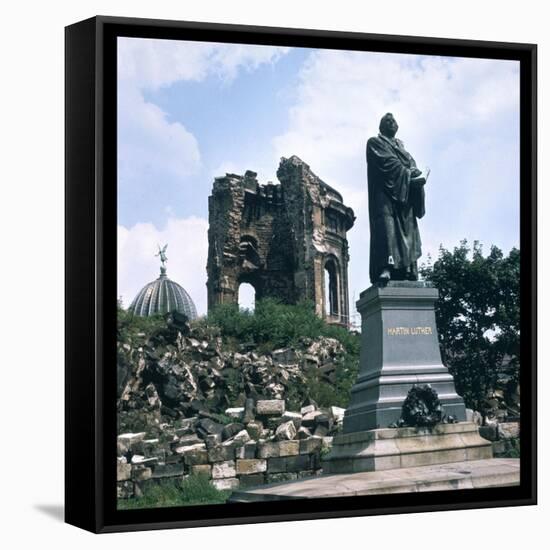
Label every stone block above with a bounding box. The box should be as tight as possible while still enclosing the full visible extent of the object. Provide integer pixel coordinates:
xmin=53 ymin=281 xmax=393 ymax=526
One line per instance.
xmin=222 ymin=422 xmax=245 ymax=441
xmin=225 ymin=407 xmax=245 ymax=420
xmin=182 ymin=446 xmax=208 ymax=466
xmin=297 ymin=427 xmax=313 ymax=440
xmin=310 ymin=453 xmax=321 ymax=470
xmin=302 ymin=410 xmax=323 ymax=428
xmin=258 ymin=442 xmax=280 ymax=458
xmin=313 ymin=425 xmax=329 ymax=438
xmin=275 ymin=420 xmax=297 ymax=441
xmin=299 ymin=437 xmax=323 ymax=455
xmin=479 ymin=425 xmax=499 ymax=442
xmin=205 ymin=433 xmax=222 ymax=449
xmin=152 ymin=462 xmax=185 ymax=479
xmin=266 ymin=472 xmax=297 ymax=484
xmin=174 ymin=442 xmax=206 ymax=455
xmin=267 ymin=457 xmax=286 ymax=473
xmin=256 ymin=400 xmax=285 ymax=416
xmin=300 ymin=404 xmax=316 ymax=416
xmin=282 ymin=411 xmax=303 ymax=429
xmin=330 ymin=406 xmax=346 ymax=424
xmin=279 ymin=440 xmax=300 ymax=456
xmin=238 ymin=473 xmax=265 ymax=488
xmin=132 ymin=465 xmax=152 ymax=482
xmin=175 ymin=417 xmax=198 ymax=434
xmin=259 ymin=440 xmax=300 ymax=458
xmin=498 ymin=422 xmax=520 ymax=440
xmin=208 ymin=444 xmax=235 ymax=463
xmin=191 ymin=464 xmax=212 ymax=478
xmin=245 ymin=421 xmax=263 ymax=440
xmin=265 ymin=417 xmax=285 ymax=430
xmin=130 ymin=455 xmax=159 ymax=466
xmin=465 ymin=444 xmax=493 ymax=461
xmin=173 ymin=434 xmax=202 ymax=452
xmin=117 ymin=432 xmax=147 ymax=455
xmin=315 ymin=413 xmax=332 ymax=429
xmin=236 ymin=459 xmax=267 ymax=475
xmin=196 ymin=418 xmax=224 ymax=438
xmin=284 ymin=454 xmax=313 ymax=473
xmin=212 ymin=477 xmax=239 ymax=491
xmin=117 ymin=462 xmax=132 ymax=481
xmin=232 ymin=430 xmax=252 ymax=446
xmin=243 ymin=398 xmax=255 ymax=424
xmin=212 ymin=460 xmax=236 ymax=479
xmin=236 ymin=442 xmax=257 ymax=459
xmin=134 ymin=438 xmax=161 ymax=457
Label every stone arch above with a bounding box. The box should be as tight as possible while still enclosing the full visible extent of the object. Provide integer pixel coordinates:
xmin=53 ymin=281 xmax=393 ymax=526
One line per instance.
xmin=324 ymin=256 xmax=341 ymax=318
xmin=238 ymin=281 xmax=256 ymax=311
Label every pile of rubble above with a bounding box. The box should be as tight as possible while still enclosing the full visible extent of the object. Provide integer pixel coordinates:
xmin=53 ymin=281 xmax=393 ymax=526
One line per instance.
xmin=466 ymin=407 xmax=520 ymax=458
xmin=117 ymin=314 xmax=348 ymax=434
xmin=117 ymin=398 xmax=345 ymax=500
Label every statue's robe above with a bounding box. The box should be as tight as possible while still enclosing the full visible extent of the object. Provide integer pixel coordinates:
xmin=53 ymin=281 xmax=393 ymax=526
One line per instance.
xmin=366 ymin=134 xmax=425 ymax=283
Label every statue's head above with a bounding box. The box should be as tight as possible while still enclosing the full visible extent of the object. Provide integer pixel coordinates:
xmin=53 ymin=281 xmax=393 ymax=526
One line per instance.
xmin=379 ymin=113 xmax=399 ymax=138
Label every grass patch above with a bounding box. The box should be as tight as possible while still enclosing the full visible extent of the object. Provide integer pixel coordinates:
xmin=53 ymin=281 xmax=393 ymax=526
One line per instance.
xmin=118 ymin=474 xmax=231 ymax=510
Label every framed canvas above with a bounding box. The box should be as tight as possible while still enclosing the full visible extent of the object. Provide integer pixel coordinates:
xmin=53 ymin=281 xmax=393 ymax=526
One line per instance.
xmin=65 ymin=16 xmax=537 ymax=533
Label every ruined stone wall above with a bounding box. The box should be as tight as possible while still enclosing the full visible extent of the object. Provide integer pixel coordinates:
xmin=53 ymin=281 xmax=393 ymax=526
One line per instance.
xmin=207 ymin=156 xmax=355 ymax=325
xmin=117 ymin=398 xmax=341 ymax=500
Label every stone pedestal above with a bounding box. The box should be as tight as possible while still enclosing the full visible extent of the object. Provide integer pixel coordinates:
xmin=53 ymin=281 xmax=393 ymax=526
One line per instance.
xmin=343 ymin=281 xmax=466 ymax=434
xmin=322 ymin=422 xmax=492 ymax=474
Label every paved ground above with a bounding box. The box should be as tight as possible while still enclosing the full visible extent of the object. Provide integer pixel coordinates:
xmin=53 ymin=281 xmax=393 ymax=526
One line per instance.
xmin=229 ymin=458 xmax=520 ymax=502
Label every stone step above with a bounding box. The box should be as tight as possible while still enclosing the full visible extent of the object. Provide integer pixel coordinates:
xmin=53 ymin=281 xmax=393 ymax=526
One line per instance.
xmin=323 ymin=421 xmax=493 ymax=473
xmin=228 ymin=458 xmax=519 ymax=502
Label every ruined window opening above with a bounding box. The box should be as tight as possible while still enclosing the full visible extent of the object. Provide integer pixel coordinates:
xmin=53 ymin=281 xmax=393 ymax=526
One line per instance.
xmin=238 ymin=282 xmax=256 ymax=311
xmin=324 ymin=260 xmax=339 ymax=317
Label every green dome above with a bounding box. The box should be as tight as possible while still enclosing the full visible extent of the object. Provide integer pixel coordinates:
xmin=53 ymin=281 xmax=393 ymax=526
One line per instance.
xmin=128 ymin=267 xmax=198 ymax=319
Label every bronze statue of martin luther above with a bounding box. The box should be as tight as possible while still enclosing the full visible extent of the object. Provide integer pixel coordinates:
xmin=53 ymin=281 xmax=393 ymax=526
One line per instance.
xmin=366 ymin=113 xmax=429 ymax=285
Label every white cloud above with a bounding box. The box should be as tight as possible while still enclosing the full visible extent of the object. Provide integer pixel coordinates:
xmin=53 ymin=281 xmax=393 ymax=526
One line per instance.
xmin=117 ymin=216 xmax=209 ymax=316
xmin=118 ymin=84 xmax=201 ymax=184
xmin=118 ymin=38 xmax=290 ymax=204
xmin=273 ymin=51 xmax=519 ymax=175
xmin=118 ymin=37 xmax=290 ymax=90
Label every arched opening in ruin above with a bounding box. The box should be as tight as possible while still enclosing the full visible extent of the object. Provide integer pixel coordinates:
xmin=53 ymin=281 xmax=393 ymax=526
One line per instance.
xmin=238 ymin=282 xmax=256 ymax=311
xmin=324 ymin=258 xmax=339 ymax=317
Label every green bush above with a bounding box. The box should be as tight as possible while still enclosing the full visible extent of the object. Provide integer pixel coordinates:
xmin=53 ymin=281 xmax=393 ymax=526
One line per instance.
xmin=205 ymin=298 xmax=359 ymax=355
xmin=117 ymin=300 xmax=166 ymax=343
xmin=205 ymin=299 xmax=360 ymax=408
xmin=117 ymin=474 xmax=231 ymax=510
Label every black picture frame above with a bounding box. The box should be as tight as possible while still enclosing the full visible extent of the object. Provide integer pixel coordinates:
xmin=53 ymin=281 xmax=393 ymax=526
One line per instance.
xmin=65 ymin=15 xmax=537 ymax=533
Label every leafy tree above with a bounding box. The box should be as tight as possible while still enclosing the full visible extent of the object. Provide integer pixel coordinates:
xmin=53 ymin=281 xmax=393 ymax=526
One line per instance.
xmin=420 ymin=240 xmax=520 ymax=412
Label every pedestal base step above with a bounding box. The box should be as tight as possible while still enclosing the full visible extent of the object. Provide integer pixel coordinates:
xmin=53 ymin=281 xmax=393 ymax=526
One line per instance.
xmin=323 ymin=422 xmax=492 ymax=474
xmin=228 ymin=458 xmax=519 ymax=502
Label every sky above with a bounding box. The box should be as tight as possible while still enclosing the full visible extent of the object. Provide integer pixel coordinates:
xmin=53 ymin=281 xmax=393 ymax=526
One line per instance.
xmin=117 ymin=37 xmax=520 ymax=317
